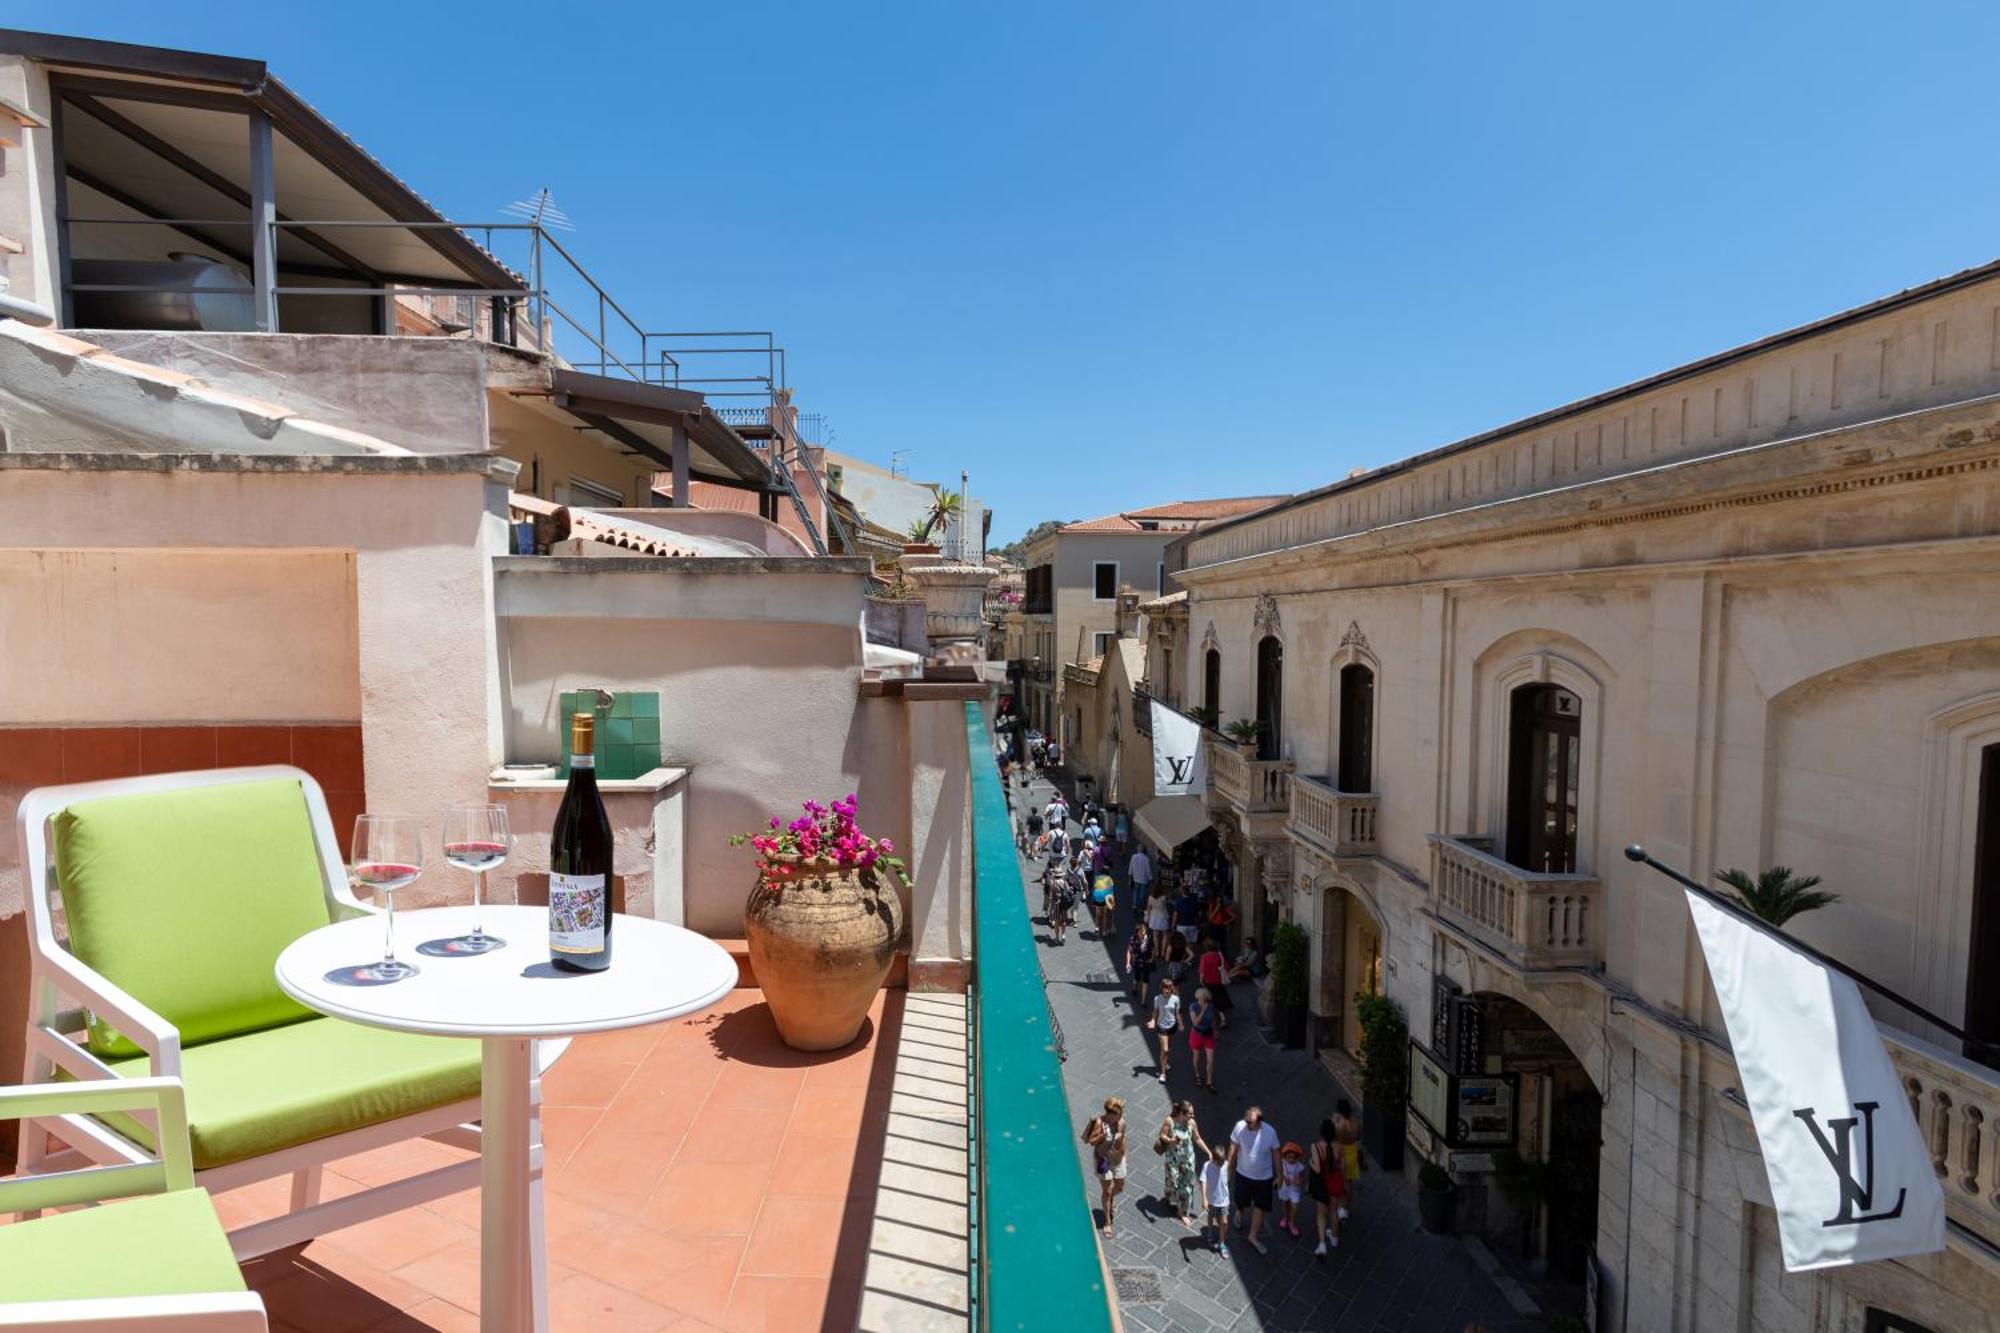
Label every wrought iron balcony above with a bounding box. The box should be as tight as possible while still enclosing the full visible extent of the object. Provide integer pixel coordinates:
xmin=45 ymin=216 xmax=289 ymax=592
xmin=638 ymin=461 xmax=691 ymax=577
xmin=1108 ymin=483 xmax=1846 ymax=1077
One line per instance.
xmin=1428 ymin=834 xmax=1601 ymax=970
xmin=1287 ymin=774 xmax=1378 ymax=857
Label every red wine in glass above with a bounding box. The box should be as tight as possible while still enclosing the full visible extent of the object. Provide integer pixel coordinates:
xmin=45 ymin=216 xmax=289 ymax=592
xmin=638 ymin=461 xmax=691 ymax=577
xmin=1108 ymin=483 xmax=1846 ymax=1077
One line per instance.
xmin=436 ymin=803 xmax=511 ymax=954
xmin=350 ymin=814 xmax=424 ymax=981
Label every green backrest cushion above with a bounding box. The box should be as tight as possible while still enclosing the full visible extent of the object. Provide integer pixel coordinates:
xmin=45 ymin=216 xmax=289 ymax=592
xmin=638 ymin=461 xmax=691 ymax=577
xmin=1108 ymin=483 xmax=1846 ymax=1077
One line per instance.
xmin=54 ymin=777 xmax=334 ymax=1057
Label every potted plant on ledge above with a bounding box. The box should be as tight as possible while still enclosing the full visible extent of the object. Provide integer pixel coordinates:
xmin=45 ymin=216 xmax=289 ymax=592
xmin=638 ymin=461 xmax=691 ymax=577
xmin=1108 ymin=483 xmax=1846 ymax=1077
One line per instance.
xmin=1222 ymin=717 xmax=1264 ymax=752
xmin=732 ymin=795 xmax=907 ymax=1051
xmin=1355 ymin=992 xmax=1408 ymax=1171
xmin=1269 ymin=921 xmax=1310 ymax=1049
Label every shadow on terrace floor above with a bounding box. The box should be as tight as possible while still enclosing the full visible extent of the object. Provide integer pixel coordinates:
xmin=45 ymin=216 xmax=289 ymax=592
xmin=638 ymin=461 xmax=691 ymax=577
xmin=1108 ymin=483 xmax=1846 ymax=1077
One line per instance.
xmin=232 ymin=986 xmax=902 ymax=1331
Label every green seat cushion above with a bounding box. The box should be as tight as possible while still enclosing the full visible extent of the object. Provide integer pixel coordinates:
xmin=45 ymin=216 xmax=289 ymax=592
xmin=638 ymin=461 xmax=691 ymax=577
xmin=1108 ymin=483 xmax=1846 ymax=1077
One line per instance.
xmin=54 ymin=777 xmax=334 ymax=1056
xmin=95 ymin=1016 xmax=481 ymax=1170
xmin=0 ymin=1188 xmax=245 ymax=1302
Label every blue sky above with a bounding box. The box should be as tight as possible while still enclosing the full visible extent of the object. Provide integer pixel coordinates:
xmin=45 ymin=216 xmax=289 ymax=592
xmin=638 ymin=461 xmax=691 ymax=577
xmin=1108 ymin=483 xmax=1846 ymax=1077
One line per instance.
xmin=25 ymin=3 xmax=2000 ymax=540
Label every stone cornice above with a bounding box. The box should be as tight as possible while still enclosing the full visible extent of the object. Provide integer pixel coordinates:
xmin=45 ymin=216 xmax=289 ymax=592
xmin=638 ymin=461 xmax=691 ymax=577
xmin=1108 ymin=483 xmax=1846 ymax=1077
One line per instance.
xmin=1179 ymin=395 xmax=2000 ymax=593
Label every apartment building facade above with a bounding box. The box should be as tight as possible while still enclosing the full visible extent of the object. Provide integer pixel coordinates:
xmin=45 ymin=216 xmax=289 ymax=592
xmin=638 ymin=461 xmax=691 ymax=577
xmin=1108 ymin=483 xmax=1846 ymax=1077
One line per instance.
xmin=1179 ymin=260 xmax=2000 ymax=1332
xmin=1012 ymin=498 xmax=1278 ymax=747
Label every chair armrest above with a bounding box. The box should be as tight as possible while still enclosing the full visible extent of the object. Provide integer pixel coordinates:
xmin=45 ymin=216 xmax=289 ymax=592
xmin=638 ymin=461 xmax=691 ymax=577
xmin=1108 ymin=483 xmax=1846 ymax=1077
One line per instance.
xmin=0 ymin=1079 xmax=195 ymax=1208
xmin=0 ymin=1291 xmax=268 ymax=1331
xmin=32 ymin=946 xmax=181 ymax=1071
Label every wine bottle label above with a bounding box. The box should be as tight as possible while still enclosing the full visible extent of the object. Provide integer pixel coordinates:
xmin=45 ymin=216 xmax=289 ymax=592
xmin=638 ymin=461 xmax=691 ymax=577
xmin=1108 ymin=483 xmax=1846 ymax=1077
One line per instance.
xmin=549 ymin=871 xmax=607 ymax=953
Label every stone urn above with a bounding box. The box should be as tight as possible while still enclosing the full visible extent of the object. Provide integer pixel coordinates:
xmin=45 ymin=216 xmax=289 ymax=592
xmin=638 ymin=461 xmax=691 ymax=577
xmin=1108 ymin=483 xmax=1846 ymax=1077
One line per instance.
xmin=745 ymin=856 xmax=904 ymax=1051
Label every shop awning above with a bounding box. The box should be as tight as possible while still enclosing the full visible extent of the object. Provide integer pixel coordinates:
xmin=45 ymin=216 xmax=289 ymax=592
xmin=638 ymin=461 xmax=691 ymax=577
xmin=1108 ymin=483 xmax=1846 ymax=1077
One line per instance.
xmin=1134 ymin=794 xmax=1209 ymax=853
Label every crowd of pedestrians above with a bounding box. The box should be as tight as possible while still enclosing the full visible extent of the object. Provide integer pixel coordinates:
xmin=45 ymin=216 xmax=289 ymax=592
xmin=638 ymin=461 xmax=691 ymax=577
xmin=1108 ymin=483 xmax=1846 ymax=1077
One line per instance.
xmin=1008 ymin=757 xmax=1376 ymax=1269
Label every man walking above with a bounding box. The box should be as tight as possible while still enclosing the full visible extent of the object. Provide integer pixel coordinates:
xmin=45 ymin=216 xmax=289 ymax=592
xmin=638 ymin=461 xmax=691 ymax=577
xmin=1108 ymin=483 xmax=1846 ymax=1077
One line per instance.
xmin=1226 ymin=1104 xmax=1280 ymax=1254
xmin=1127 ymin=844 xmax=1154 ymax=904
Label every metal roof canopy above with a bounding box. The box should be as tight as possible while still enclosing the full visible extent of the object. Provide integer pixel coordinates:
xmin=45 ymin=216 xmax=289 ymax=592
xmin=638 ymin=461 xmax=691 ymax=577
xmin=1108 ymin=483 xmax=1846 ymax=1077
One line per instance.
xmin=6 ymin=27 xmax=519 ymax=292
xmin=547 ymin=368 xmax=773 ymax=491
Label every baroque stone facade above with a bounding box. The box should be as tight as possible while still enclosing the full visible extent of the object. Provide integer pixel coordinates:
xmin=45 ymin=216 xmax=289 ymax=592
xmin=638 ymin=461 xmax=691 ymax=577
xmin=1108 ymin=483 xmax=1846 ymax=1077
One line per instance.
xmin=1177 ymin=260 xmax=2000 ymax=1332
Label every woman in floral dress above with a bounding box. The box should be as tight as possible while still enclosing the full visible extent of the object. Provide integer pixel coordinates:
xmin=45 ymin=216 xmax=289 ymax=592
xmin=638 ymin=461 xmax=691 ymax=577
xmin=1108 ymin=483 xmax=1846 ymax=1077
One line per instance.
xmin=1156 ymin=1099 xmax=1210 ymax=1227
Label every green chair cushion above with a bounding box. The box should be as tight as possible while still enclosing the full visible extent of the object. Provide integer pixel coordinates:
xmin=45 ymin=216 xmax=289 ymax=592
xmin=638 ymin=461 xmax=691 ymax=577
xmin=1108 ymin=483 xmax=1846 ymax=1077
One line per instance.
xmin=95 ymin=1016 xmax=481 ymax=1170
xmin=0 ymin=1188 xmax=246 ymax=1302
xmin=54 ymin=777 xmax=334 ymax=1057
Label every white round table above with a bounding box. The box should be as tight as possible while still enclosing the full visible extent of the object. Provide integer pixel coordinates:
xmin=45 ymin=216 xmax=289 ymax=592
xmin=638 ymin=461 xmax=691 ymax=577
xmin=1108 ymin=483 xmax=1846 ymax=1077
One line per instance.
xmin=275 ymin=904 xmax=736 ymax=1333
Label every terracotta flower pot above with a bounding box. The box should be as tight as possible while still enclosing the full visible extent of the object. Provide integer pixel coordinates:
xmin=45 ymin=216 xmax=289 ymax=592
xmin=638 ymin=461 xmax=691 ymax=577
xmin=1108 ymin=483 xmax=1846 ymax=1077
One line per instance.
xmin=745 ymin=856 xmax=903 ymax=1051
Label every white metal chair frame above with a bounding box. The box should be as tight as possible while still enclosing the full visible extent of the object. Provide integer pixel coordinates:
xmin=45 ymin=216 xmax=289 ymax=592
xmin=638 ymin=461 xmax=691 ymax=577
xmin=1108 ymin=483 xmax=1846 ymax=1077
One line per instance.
xmin=0 ymin=1076 xmax=268 ymax=1331
xmin=14 ymin=764 xmax=538 ymax=1260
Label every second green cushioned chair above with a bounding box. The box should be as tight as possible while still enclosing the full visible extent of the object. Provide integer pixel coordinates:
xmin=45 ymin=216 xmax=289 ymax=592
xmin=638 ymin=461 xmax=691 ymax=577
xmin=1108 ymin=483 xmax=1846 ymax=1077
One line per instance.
xmin=15 ymin=766 xmax=502 ymax=1260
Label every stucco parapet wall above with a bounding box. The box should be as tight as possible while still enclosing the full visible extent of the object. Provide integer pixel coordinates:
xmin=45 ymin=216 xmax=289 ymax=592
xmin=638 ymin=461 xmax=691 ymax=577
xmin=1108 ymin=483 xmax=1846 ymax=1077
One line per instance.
xmin=492 ymin=555 xmax=870 ymax=628
xmin=1178 ymin=392 xmax=2000 ymax=586
xmin=0 ymin=450 xmax=507 ymax=477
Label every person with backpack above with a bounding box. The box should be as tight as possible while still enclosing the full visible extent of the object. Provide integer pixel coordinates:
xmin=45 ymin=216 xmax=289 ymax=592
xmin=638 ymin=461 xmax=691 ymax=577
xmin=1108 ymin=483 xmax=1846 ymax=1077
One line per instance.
xmin=1049 ymin=859 xmax=1077 ymax=945
xmin=1024 ymin=807 xmax=1045 ymax=854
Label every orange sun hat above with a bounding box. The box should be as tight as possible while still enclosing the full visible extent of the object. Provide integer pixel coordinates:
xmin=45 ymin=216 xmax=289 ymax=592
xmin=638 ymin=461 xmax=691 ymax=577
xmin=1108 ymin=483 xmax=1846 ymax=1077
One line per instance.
xmin=1280 ymin=1141 xmax=1303 ymax=1157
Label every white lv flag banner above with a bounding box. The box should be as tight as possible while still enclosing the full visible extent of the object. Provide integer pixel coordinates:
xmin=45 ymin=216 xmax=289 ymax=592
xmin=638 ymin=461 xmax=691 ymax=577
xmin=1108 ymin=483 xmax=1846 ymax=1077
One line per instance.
xmin=1685 ymin=889 xmax=1945 ymax=1271
xmin=1150 ymin=699 xmax=1207 ymax=796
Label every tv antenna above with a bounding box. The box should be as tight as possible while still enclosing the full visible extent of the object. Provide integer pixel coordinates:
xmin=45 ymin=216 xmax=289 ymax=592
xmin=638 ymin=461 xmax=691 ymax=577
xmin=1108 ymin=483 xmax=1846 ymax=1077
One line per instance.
xmin=502 ymin=189 xmax=575 ymax=232
xmin=890 ymin=449 xmax=910 ymax=478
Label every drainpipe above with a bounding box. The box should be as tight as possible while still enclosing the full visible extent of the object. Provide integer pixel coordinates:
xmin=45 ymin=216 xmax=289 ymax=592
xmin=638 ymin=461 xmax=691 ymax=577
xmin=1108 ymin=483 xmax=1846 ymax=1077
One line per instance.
xmin=0 ymin=276 xmax=55 ymax=327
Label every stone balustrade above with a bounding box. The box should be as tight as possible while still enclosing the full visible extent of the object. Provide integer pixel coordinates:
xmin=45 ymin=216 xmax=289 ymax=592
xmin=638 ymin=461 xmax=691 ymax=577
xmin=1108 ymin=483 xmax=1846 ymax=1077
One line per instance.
xmin=1206 ymin=739 xmax=1291 ymax=814
xmin=1428 ymin=834 xmax=1601 ymax=970
xmin=1884 ymin=1026 xmax=2000 ymax=1245
xmin=1287 ymin=774 xmax=1379 ymax=857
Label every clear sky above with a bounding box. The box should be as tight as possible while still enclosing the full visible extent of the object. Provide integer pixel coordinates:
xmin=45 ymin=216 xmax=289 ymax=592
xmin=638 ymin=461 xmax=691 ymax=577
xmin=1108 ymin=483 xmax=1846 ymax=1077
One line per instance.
xmin=23 ymin=2 xmax=2000 ymax=540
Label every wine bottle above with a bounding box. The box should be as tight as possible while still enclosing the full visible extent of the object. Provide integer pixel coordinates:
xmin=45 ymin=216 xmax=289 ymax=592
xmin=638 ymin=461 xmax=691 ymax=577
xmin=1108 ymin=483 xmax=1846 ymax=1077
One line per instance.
xmin=549 ymin=711 xmax=613 ymax=972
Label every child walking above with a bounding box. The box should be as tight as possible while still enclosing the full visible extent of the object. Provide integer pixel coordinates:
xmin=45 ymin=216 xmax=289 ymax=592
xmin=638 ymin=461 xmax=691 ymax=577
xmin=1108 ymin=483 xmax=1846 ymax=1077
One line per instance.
xmin=1199 ymin=1143 xmax=1232 ymax=1256
xmin=1277 ymin=1142 xmax=1307 ymax=1237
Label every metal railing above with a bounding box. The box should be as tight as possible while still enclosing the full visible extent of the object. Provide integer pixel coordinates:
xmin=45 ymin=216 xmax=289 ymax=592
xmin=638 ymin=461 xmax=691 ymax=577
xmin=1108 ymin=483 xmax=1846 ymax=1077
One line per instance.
xmin=60 ymin=216 xmax=790 ymax=411
xmin=964 ymin=699 xmax=1115 ymax=1333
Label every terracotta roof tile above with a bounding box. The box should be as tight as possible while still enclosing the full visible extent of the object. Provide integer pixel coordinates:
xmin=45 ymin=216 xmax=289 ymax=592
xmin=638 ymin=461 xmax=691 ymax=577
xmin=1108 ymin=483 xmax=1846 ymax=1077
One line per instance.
xmin=1059 ymin=495 xmax=1286 ymax=533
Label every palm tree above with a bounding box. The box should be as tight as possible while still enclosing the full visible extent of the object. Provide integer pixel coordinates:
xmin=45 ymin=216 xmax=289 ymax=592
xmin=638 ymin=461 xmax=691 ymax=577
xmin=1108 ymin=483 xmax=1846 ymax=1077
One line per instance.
xmin=1715 ymin=866 xmax=1838 ymax=927
xmin=909 ymin=486 xmax=964 ymax=545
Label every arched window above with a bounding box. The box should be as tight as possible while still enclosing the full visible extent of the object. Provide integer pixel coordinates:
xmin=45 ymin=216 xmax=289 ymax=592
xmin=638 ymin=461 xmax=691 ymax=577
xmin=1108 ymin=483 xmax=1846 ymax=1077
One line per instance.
xmin=1202 ymin=648 xmax=1221 ymax=720
xmin=1966 ymin=743 xmax=2000 ymax=1066
xmin=1255 ymin=636 xmax=1283 ymax=761
xmin=1337 ymin=663 xmax=1375 ymax=792
xmin=1506 ymin=683 xmax=1581 ymax=873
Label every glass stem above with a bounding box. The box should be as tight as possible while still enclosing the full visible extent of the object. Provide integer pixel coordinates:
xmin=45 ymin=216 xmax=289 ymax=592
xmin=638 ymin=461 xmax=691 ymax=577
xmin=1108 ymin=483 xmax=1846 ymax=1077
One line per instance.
xmin=383 ymin=890 xmax=396 ymax=964
xmin=472 ymin=869 xmax=486 ymax=939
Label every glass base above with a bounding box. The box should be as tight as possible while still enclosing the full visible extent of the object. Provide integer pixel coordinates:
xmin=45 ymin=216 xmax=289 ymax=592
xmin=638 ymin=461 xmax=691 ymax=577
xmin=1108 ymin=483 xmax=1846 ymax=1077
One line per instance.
xmin=356 ymin=958 xmax=419 ymax=982
xmin=418 ymin=932 xmax=507 ymax=957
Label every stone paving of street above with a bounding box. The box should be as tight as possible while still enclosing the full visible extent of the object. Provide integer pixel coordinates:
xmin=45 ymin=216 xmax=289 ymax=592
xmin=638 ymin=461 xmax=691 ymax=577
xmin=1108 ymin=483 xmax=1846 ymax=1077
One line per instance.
xmin=1010 ymin=771 xmax=1545 ymax=1333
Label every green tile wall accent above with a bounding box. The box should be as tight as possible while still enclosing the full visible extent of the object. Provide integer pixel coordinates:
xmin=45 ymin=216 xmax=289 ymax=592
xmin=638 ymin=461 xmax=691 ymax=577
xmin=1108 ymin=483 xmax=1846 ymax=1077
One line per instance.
xmin=557 ymin=690 xmax=662 ymax=780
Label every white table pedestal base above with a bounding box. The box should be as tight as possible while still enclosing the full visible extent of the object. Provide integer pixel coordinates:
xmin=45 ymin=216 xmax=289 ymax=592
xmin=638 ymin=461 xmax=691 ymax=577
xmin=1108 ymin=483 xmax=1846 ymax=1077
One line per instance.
xmin=480 ymin=1036 xmax=547 ymax=1333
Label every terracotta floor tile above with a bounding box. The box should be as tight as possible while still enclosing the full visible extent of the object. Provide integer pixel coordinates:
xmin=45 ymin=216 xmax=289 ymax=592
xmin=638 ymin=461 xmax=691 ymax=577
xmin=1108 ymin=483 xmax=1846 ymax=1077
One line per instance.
xmin=721 ymin=1274 xmax=836 ymax=1333
xmin=366 ymin=1298 xmax=481 ymax=1331
xmin=538 ymin=1104 xmax=603 ymax=1173
xmin=392 ymin=1236 xmax=483 ymax=1313
xmin=705 ymin=1060 xmax=808 ymax=1112
xmin=574 ymin=1021 xmax=668 ymax=1063
xmin=553 ymin=1127 xmax=682 ymax=1217
xmin=737 ymin=1196 xmax=848 ymax=1277
xmin=421 ymin=1185 xmax=481 ymax=1232
xmin=676 ymin=1106 xmax=793 ymax=1165
xmin=336 ymin=1138 xmax=472 ymax=1188
xmin=644 ymin=1159 xmax=775 ymax=1235
xmin=547 ymin=1268 xmax=682 ymax=1331
xmin=250 ymin=1255 xmax=424 ymax=1333
xmin=767 ymin=1133 xmax=866 ymax=1200
xmin=541 ymin=1054 xmax=641 ymax=1109
xmin=626 ymin=1232 xmax=748 ymax=1322
xmin=792 ymin=1084 xmax=870 ymax=1126
xmin=318 ymin=1198 xmax=477 ymax=1273
xmin=594 ymin=1082 xmax=705 ymax=1141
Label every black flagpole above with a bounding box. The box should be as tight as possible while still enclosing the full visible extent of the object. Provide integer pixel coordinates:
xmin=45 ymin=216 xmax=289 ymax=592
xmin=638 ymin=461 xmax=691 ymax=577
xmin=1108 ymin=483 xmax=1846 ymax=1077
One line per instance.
xmin=1623 ymin=843 xmax=1968 ymax=1043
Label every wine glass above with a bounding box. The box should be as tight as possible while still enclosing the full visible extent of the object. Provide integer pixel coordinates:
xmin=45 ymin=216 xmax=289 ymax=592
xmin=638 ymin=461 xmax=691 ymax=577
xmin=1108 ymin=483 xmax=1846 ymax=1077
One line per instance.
xmin=350 ymin=813 xmax=424 ymax=982
xmin=438 ymin=802 xmax=510 ymax=955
